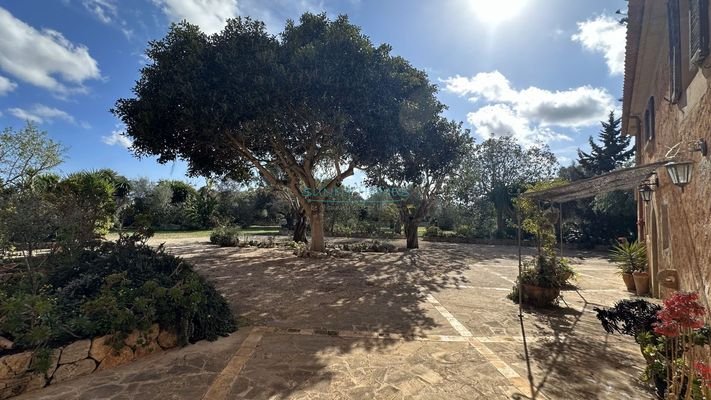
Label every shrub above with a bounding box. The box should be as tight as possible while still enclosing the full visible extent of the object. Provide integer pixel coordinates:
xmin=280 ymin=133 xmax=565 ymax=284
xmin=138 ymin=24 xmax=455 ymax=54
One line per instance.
xmin=337 ymin=240 xmax=396 ymax=253
xmin=594 ymin=299 xmax=661 ymax=341
xmin=424 ymin=225 xmax=441 ymax=237
xmin=1 ymin=233 xmax=236 ymax=356
xmin=455 ymin=225 xmax=472 ymax=238
xmin=210 ymin=226 xmax=240 ymax=247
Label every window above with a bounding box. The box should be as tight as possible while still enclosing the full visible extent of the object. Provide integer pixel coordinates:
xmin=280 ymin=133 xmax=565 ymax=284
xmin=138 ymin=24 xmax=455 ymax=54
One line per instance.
xmin=668 ymin=0 xmax=682 ymax=103
xmin=689 ymin=0 xmax=710 ymax=67
xmin=645 ymin=96 xmax=656 ymax=142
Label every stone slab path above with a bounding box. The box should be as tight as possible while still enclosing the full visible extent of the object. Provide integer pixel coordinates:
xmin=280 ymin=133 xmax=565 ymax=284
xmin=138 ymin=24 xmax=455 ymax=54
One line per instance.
xmin=17 ymin=240 xmax=654 ymax=399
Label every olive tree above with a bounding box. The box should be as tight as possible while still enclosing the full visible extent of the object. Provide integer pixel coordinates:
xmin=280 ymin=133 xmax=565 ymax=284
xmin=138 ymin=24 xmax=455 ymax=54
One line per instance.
xmin=113 ymin=13 xmax=441 ymax=251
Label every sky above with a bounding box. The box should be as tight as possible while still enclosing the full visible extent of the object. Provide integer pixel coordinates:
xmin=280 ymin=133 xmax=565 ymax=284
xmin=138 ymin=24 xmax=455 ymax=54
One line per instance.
xmin=0 ymin=0 xmax=628 ymax=187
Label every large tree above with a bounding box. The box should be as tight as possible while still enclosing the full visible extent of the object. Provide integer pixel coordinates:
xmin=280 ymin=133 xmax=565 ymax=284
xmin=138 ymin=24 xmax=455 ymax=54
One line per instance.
xmin=566 ymin=110 xmax=638 ymax=245
xmin=454 ymin=137 xmax=557 ymax=237
xmin=368 ymin=118 xmax=470 ymax=249
xmin=0 ymin=123 xmax=64 ymax=190
xmin=113 ymin=13 xmax=441 ymax=252
xmin=577 ymin=111 xmax=634 ymax=176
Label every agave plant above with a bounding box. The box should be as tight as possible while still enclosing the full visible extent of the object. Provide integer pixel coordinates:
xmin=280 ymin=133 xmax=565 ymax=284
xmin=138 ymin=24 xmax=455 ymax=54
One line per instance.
xmin=610 ymin=240 xmax=648 ymax=274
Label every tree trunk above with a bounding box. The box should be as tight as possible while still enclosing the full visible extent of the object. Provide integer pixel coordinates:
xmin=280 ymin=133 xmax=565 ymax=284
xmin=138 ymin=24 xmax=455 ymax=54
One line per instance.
xmin=310 ymin=205 xmax=326 ymax=252
xmin=495 ymin=207 xmax=505 ymax=238
xmin=292 ymin=211 xmax=308 ymax=243
xmin=405 ymin=219 xmax=419 ymax=249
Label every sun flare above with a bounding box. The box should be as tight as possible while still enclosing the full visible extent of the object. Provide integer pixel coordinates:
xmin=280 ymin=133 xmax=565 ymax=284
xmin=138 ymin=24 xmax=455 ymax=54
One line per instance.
xmin=469 ymin=0 xmax=529 ymax=26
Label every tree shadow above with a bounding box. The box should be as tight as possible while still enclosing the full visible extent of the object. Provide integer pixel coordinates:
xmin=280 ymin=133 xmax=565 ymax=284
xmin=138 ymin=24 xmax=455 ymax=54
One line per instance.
xmin=522 ymin=292 xmax=652 ymax=399
xmin=164 ymin=240 xmax=516 ymax=398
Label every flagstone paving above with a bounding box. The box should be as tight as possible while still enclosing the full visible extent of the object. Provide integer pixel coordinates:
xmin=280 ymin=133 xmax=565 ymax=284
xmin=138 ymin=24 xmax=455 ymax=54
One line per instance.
xmin=17 ymin=239 xmax=654 ymax=399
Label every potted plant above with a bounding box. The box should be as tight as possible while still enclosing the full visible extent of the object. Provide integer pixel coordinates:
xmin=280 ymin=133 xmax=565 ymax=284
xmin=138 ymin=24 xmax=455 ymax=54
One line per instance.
xmin=516 ymin=253 xmax=562 ymax=306
xmin=509 ymin=181 xmax=571 ymax=307
xmin=610 ymin=240 xmax=648 ymax=293
xmin=633 ymin=268 xmax=650 ymax=296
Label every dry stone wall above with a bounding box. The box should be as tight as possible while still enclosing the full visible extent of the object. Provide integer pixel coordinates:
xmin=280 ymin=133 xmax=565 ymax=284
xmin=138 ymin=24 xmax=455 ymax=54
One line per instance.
xmin=0 ymin=324 xmax=177 ymax=399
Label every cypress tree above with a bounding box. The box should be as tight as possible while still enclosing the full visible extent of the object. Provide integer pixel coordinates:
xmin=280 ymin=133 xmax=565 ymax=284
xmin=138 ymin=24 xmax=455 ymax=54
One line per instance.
xmin=577 ymin=111 xmax=635 ymax=176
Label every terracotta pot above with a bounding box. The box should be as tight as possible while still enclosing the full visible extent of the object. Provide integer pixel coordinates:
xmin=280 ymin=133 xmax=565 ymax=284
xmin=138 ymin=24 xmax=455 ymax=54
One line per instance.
xmin=621 ymin=273 xmax=636 ymax=292
xmin=521 ymin=284 xmax=560 ymax=307
xmin=633 ymin=271 xmax=650 ymax=296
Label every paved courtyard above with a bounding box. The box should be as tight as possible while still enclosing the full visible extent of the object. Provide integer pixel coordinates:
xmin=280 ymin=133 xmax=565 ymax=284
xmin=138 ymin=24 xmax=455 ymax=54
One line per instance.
xmin=18 ymin=240 xmax=653 ymax=399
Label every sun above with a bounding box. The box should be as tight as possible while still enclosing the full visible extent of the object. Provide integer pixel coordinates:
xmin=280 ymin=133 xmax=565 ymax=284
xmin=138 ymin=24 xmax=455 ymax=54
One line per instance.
xmin=469 ymin=0 xmax=529 ymax=26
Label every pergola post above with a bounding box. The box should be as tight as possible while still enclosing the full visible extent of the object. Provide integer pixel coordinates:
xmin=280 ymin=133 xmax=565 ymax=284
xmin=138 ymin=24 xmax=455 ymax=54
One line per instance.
xmin=559 ymin=202 xmax=563 ymax=258
xmin=515 ymin=200 xmax=535 ymax=397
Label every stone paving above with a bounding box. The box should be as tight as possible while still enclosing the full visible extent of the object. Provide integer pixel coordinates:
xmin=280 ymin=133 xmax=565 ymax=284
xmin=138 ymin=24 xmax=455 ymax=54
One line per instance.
xmin=17 ymin=239 xmax=655 ymax=399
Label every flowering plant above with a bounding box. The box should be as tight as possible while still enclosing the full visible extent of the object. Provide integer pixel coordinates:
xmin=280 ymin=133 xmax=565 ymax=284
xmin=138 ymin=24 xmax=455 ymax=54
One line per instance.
xmin=652 ymin=292 xmax=709 ymax=399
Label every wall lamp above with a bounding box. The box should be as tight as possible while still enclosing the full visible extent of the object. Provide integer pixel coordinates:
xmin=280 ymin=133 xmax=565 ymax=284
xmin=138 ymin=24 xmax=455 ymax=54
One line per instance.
xmin=638 ymin=172 xmax=658 ymax=202
xmin=664 ymin=139 xmax=707 ymax=190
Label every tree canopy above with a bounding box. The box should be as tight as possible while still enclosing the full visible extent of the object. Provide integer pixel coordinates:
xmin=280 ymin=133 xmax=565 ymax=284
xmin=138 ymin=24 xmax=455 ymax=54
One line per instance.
xmin=453 ymin=137 xmax=558 ymax=237
xmin=0 ymin=123 xmax=64 ymax=190
xmin=367 ymin=118 xmax=471 ymax=248
xmin=577 ymin=111 xmax=634 ymax=177
xmin=113 ymin=13 xmax=444 ymax=251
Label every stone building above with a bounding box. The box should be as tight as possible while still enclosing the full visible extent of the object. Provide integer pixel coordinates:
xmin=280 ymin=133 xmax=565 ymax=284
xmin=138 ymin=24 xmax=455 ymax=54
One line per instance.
xmin=623 ymin=0 xmax=711 ymax=305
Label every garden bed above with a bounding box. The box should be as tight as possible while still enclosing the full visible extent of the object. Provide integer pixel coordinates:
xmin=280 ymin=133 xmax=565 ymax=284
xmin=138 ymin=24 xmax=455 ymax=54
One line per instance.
xmin=0 ymin=234 xmax=236 ymax=398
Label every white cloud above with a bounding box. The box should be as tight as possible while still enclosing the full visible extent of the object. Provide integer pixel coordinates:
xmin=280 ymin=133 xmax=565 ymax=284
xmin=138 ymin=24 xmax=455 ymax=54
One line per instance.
xmin=102 ymin=127 xmax=132 ymax=148
xmin=466 ymin=104 xmax=571 ymax=145
xmin=152 ymin=0 xmax=239 ymax=35
xmin=443 ymin=71 xmax=516 ymax=103
xmin=0 ymin=76 xmax=17 ymax=95
xmin=572 ymin=15 xmax=626 ymax=75
xmin=83 ymin=0 xmax=117 ymax=23
xmin=443 ymin=70 xmax=615 ymax=143
xmin=7 ymin=104 xmax=75 ymax=124
xmin=0 ymin=7 xmax=101 ymax=95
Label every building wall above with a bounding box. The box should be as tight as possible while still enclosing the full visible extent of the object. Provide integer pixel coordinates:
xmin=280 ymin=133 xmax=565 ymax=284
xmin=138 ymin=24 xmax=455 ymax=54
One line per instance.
xmin=634 ymin=0 xmax=711 ymax=308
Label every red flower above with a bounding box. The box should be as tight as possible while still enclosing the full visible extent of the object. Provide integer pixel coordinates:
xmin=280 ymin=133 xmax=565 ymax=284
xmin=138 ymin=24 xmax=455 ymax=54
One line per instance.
xmin=653 ymin=319 xmax=680 ymax=337
xmin=655 ymin=292 xmax=706 ymax=334
xmin=696 ymin=362 xmax=711 ymax=388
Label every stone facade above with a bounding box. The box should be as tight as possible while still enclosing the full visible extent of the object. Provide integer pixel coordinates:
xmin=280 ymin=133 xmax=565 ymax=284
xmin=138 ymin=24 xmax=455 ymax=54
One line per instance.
xmin=0 ymin=325 xmax=177 ymax=399
xmin=623 ymin=0 xmax=711 ymax=307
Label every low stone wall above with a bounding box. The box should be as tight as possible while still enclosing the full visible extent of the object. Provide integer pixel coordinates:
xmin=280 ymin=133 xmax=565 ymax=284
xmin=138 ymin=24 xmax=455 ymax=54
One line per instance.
xmin=0 ymin=324 xmax=178 ymax=399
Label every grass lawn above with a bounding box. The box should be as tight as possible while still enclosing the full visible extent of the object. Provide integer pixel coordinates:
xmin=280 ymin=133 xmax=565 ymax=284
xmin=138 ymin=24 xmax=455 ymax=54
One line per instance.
xmin=106 ymin=226 xmax=281 ymax=241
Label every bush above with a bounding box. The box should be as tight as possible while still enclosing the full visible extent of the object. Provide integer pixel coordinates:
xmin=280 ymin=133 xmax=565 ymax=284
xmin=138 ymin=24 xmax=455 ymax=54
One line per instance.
xmin=593 ymin=299 xmax=661 ymax=342
xmin=1 ymin=233 xmax=236 ymax=355
xmin=455 ymin=224 xmax=472 ymax=238
xmin=210 ymin=226 xmax=240 ymax=247
xmin=336 ymin=240 xmax=397 ymax=253
xmin=424 ymin=225 xmax=441 ymax=237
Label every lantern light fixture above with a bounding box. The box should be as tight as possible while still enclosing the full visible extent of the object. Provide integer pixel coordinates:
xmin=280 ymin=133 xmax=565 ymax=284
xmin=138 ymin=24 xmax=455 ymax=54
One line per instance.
xmin=638 ymin=184 xmax=654 ymax=202
xmin=665 ymin=160 xmax=694 ymax=189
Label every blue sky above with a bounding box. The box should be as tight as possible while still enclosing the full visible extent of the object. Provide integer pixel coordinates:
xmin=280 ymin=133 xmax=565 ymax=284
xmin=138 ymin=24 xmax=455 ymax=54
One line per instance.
xmin=0 ymin=0 xmax=628 ymax=187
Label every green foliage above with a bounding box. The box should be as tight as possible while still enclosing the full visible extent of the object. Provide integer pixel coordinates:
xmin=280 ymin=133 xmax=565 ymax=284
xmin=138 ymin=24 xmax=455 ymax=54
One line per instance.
xmin=517 ymin=180 xmax=567 ymax=250
xmin=0 ymin=122 xmax=64 ymax=190
xmin=577 ymin=111 xmax=634 ymax=177
xmin=0 ymin=286 xmax=58 ymax=350
xmin=424 ymin=225 xmax=442 ymax=237
xmin=55 ymin=171 xmax=117 ymax=247
xmin=210 ymin=226 xmax=240 ymax=247
xmin=0 ymin=233 xmax=236 ymax=354
xmin=594 ymin=299 xmax=661 ymax=341
xmin=610 ymin=240 xmax=648 ymax=273
xmin=335 ymin=240 xmax=397 ymax=253
xmin=113 ymin=13 xmax=451 ymax=252
xmin=454 ymin=137 xmax=558 ymax=237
